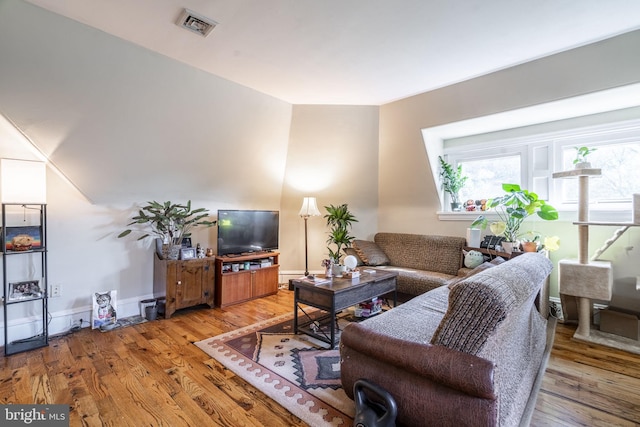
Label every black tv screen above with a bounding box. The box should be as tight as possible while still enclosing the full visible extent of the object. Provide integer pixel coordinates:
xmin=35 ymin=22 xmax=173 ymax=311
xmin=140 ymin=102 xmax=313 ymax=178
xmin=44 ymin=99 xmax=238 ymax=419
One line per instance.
xmin=217 ymin=210 xmax=279 ymax=256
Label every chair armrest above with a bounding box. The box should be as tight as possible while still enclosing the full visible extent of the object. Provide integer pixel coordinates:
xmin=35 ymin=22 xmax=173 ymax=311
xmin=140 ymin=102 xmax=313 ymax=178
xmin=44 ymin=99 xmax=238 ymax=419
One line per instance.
xmin=341 ymin=323 xmax=496 ymax=399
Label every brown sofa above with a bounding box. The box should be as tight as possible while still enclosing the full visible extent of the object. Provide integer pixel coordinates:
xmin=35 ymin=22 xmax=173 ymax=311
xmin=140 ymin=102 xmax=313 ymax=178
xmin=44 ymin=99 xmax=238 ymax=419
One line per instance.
xmin=350 ymin=232 xmax=467 ymax=296
xmin=340 ymin=252 xmax=554 ymax=427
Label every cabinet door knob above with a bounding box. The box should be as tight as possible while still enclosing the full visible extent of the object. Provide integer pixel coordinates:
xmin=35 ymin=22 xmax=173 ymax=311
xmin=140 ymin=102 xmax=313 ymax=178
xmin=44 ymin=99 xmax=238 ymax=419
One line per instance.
xmin=177 ymin=281 xmax=181 ymax=285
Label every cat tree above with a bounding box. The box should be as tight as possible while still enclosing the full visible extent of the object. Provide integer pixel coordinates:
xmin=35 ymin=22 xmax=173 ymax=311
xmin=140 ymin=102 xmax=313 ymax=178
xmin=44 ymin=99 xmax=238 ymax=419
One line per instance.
xmin=554 ymin=168 xmax=640 ymax=351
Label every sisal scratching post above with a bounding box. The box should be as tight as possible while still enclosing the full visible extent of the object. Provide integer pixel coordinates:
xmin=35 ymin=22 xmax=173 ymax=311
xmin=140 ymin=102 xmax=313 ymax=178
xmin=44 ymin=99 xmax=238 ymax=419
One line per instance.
xmin=577 ymin=175 xmax=591 ymax=336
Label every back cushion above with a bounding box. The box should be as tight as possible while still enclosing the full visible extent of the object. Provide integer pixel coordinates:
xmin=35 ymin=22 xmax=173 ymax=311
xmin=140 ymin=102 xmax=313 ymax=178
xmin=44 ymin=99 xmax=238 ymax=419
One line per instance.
xmin=352 ymin=240 xmax=390 ymax=266
xmin=431 ymin=253 xmax=552 ymax=354
xmin=374 ymin=233 xmax=466 ymax=276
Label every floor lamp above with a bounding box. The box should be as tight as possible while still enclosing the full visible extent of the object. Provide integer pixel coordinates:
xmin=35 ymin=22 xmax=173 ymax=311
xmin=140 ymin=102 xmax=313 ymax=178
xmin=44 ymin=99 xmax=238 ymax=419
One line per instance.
xmin=299 ymin=197 xmax=321 ymax=276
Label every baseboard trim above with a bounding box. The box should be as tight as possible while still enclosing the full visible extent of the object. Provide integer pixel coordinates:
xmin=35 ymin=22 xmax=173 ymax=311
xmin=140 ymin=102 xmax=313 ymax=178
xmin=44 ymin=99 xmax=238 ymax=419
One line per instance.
xmin=0 ymin=293 xmax=156 ymax=345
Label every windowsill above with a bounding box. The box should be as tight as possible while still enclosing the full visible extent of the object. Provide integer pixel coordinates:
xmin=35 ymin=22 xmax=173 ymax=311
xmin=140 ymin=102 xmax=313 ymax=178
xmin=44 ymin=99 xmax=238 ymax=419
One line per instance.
xmin=438 ymin=206 xmax=636 ymax=224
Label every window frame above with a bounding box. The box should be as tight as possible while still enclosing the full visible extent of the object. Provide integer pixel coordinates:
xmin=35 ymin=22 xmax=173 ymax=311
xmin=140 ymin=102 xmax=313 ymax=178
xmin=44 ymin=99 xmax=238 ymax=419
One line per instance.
xmin=439 ymin=117 xmax=640 ymax=223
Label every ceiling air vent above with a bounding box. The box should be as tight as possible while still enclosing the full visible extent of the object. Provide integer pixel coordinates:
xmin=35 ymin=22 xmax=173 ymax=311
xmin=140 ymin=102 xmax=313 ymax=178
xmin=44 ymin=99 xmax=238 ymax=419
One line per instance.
xmin=176 ymin=9 xmax=217 ymax=37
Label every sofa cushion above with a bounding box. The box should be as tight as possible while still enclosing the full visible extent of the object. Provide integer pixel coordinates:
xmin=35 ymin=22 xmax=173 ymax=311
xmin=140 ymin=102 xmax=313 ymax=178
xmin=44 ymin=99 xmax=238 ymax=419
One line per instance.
xmin=374 ymin=266 xmax=454 ymax=295
xmin=374 ymin=233 xmax=465 ymax=276
xmin=352 ymin=240 xmax=390 ymax=266
xmin=431 ymin=253 xmax=552 ymax=355
xmin=356 ymin=285 xmax=450 ymax=343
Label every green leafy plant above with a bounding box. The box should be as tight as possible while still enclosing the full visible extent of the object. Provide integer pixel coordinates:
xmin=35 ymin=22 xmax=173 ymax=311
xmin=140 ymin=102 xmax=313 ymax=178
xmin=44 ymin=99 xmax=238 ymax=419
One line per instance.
xmin=324 ymin=203 xmax=358 ymax=264
xmin=573 ymin=146 xmax=597 ymax=165
xmin=519 ymin=231 xmax=561 ymax=252
xmin=519 ymin=231 xmax=541 ymax=243
xmin=118 ymin=200 xmax=215 ymax=245
xmin=471 ymin=183 xmax=558 ymax=242
xmin=438 ymin=156 xmax=467 ymax=206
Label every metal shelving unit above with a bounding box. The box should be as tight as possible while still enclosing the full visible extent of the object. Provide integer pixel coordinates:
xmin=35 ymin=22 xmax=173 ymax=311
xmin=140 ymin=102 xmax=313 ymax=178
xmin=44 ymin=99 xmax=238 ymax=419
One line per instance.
xmin=2 ymin=203 xmax=48 ymax=356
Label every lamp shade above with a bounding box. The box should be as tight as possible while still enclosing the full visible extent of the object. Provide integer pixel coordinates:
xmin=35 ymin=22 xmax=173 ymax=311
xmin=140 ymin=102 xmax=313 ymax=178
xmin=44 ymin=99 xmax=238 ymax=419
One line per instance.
xmin=0 ymin=159 xmax=47 ymax=204
xmin=298 ymin=197 xmax=321 ymax=218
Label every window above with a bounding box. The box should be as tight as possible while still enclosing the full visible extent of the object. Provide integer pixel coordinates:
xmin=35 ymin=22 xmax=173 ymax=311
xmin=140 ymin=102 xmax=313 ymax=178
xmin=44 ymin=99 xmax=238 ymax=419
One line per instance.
xmin=458 ymin=155 xmax=521 ymax=204
xmin=559 ymin=142 xmax=640 ymax=203
xmin=443 ymin=117 xmax=640 ymax=210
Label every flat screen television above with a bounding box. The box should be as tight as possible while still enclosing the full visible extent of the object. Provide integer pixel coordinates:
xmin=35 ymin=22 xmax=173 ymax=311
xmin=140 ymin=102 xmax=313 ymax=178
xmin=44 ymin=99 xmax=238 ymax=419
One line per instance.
xmin=217 ymin=210 xmax=279 ymax=256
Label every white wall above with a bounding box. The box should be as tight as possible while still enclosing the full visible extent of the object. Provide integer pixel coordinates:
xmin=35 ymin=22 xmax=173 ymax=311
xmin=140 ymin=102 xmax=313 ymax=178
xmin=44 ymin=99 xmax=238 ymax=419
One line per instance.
xmin=0 ymin=0 xmax=293 ymax=206
xmin=0 ymin=0 xmax=294 ymax=341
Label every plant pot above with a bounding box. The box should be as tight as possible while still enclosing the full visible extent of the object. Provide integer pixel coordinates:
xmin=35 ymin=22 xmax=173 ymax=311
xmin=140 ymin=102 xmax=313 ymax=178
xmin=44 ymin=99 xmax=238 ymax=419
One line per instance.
xmin=155 ymin=238 xmax=181 ymax=260
xmin=501 ymin=241 xmax=519 ymax=254
xmin=521 ymin=242 xmax=538 ymax=252
xmin=574 ymin=162 xmax=591 ymax=169
xmin=333 ymin=264 xmax=346 ymax=277
xmin=450 ymin=202 xmax=461 ymax=212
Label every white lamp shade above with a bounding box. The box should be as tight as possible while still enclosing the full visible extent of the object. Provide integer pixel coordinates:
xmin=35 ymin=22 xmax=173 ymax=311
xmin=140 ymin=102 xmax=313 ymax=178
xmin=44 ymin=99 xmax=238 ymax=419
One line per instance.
xmin=298 ymin=197 xmax=321 ymax=217
xmin=0 ymin=159 xmax=47 ymax=204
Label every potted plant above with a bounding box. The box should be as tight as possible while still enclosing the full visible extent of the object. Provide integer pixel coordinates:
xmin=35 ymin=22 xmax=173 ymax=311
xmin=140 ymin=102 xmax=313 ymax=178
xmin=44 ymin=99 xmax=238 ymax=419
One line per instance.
xmin=573 ymin=146 xmax=597 ymax=169
xmin=519 ymin=232 xmax=541 ymax=252
xmin=471 ymin=183 xmax=558 ymax=252
xmin=118 ymin=200 xmax=216 ymax=259
xmin=324 ymin=203 xmax=358 ymax=275
xmin=438 ymin=156 xmax=467 ymax=211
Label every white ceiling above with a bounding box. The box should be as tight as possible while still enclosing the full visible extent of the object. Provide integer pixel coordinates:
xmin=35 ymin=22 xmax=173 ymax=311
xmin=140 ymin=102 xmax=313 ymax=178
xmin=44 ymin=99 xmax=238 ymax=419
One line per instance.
xmin=21 ymin=0 xmax=640 ymax=105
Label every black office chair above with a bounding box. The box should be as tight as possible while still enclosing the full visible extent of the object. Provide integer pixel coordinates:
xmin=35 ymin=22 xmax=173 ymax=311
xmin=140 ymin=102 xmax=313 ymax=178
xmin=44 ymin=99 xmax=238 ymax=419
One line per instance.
xmin=353 ymin=379 xmax=397 ymax=427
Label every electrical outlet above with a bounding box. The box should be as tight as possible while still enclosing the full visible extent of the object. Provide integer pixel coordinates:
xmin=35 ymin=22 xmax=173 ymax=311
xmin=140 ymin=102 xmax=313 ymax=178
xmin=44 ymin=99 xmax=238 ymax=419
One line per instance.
xmin=50 ymin=284 xmax=61 ymax=298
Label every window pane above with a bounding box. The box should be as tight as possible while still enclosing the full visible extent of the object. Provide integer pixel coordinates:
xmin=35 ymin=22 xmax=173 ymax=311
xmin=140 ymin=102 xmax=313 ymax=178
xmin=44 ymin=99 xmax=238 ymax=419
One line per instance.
xmin=561 ymin=142 xmax=640 ymax=202
xmin=459 ymin=155 xmax=521 ymax=205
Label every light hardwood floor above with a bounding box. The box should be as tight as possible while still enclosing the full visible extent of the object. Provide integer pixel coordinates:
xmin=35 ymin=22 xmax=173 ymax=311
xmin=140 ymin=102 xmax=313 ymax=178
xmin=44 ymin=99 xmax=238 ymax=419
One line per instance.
xmin=1 ymin=289 xmax=639 ymax=426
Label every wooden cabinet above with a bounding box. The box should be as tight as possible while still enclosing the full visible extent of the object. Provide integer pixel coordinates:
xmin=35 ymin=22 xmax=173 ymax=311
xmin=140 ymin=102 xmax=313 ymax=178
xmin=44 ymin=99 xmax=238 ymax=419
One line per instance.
xmin=215 ymin=252 xmax=279 ymax=308
xmin=153 ymin=255 xmax=215 ymax=318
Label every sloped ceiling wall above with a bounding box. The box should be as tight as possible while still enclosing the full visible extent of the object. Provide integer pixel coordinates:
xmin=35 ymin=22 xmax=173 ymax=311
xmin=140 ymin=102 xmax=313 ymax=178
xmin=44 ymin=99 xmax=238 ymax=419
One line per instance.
xmin=0 ymin=0 xmax=292 ymax=205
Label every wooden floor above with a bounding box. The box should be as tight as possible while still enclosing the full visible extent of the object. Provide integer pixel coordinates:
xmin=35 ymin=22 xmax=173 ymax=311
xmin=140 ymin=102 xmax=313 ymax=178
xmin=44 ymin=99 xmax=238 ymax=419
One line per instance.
xmin=1 ymin=289 xmax=639 ymax=426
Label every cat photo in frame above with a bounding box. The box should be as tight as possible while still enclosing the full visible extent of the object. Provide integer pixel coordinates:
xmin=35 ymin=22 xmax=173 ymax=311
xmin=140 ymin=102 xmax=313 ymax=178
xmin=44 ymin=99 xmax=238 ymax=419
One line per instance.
xmin=92 ymin=290 xmax=117 ymax=329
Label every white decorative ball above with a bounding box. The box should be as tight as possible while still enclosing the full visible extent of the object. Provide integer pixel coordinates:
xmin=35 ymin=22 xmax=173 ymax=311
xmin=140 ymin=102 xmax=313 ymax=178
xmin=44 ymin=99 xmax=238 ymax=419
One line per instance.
xmin=464 ymin=250 xmax=484 ymax=268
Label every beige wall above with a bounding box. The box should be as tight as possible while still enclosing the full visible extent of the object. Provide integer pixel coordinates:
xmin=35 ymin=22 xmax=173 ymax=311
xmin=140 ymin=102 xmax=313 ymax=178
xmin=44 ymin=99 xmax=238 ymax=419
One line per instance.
xmin=378 ymin=30 xmax=640 ymax=298
xmin=279 ymin=105 xmax=379 ymax=277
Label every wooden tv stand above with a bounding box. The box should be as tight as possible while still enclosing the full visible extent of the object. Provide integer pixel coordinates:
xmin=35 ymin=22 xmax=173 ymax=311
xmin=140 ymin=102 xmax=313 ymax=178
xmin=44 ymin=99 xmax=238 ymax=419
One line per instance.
xmin=214 ymin=252 xmax=279 ymax=308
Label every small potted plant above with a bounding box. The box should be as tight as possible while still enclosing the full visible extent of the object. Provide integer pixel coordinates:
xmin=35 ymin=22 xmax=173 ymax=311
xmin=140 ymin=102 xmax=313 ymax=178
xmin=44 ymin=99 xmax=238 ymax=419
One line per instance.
xmin=118 ymin=200 xmax=216 ymax=259
xmin=471 ymin=184 xmax=558 ymax=253
xmin=573 ymin=146 xmax=597 ymax=169
xmin=438 ymin=156 xmax=467 ymax=211
xmin=324 ymin=203 xmax=358 ymax=275
xmin=519 ymin=232 xmax=541 ymax=252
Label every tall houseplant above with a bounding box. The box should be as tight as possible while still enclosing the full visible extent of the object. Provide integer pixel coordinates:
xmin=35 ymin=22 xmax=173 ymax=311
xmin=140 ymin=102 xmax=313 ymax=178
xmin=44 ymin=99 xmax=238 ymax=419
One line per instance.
xmin=438 ymin=156 xmax=467 ymax=211
xmin=471 ymin=183 xmax=558 ymax=246
xmin=324 ymin=203 xmax=358 ymax=266
xmin=118 ymin=200 xmax=215 ymax=259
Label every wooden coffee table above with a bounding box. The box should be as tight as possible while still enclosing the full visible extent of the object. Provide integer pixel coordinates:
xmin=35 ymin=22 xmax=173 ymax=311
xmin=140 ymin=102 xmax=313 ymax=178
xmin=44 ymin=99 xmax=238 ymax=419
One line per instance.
xmin=292 ymin=270 xmax=398 ymax=348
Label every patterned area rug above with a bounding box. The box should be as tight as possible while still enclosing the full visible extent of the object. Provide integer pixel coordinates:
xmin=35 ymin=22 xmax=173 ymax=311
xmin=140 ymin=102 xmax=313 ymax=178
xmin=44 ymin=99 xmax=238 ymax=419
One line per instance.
xmin=195 ymin=312 xmax=356 ymax=426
